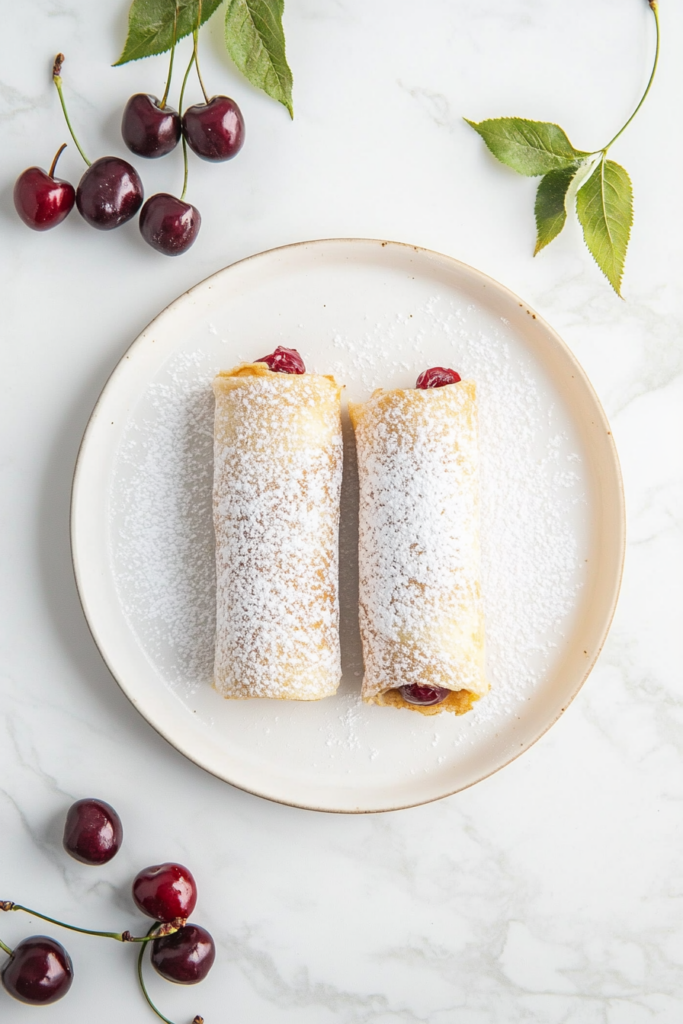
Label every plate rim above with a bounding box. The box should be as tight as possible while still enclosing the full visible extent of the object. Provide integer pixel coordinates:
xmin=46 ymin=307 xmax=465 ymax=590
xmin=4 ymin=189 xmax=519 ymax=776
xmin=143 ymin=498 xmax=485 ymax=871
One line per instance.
xmin=70 ymin=236 xmax=626 ymax=813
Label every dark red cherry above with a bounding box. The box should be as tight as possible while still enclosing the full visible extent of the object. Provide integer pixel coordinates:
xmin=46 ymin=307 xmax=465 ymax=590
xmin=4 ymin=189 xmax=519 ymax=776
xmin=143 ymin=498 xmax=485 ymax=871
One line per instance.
xmin=415 ymin=367 xmax=462 ymax=389
xmin=399 ymin=684 xmax=450 ymax=706
xmin=182 ymin=96 xmax=245 ymax=162
xmin=151 ymin=924 xmax=215 ymax=985
xmin=14 ymin=145 xmax=75 ymax=231
xmin=76 ymin=156 xmax=143 ymax=230
xmin=255 ymin=346 xmax=306 ymax=374
xmin=139 ymin=193 xmax=201 ymax=256
xmin=122 ymin=93 xmax=181 ymax=158
xmin=133 ymin=863 xmax=197 ymax=923
xmin=14 ymin=167 xmax=75 ymax=231
xmin=63 ymin=797 xmax=123 ymax=865
xmin=1 ymin=936 xmax=73 ymax=1005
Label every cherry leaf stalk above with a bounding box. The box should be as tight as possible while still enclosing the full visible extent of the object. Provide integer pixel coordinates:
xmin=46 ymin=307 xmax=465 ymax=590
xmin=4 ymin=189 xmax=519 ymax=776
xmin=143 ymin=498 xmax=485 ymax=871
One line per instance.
xmin=116 ymin=0 xmax=293 ymax=115
xmin=465 ymin=0 xmax=660 ymax=297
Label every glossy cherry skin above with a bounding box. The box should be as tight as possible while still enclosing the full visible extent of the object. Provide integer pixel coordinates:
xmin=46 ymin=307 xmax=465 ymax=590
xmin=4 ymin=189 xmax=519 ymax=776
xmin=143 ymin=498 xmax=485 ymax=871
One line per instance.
xmin=63 ymin=798 xmax=123 ymax=865
xmin=133 ymin=863 xmax=197 ymax=923
xmin=1 ymin=936 xmax=73 ymax=1005
xmin=151 ymin=924 xmax=215 ymax=984
xmin=14 ymin=166 xmax=75 ymax=231
xmin=139 ymin=194 xmax=201 ymax=256
xmin=76 ymin=156 xmax=143 ymax=230
xmin=255 ymin=346 xmax=306 ymax=374
xmin=399 ymin=684 xmax=450 ymax=706
xmin=122 ymin=94 xmax=181 ymax=158
xmin=415 ymin=367 xmax=461 ymax=389
xmin=182 ymin=96 xmax=245 ymax=161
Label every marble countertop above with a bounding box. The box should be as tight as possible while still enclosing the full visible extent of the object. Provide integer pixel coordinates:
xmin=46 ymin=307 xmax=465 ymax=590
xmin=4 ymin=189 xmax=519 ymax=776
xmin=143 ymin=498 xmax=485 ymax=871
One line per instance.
xmin=2 ymin=1 xmax=682 ymax=1021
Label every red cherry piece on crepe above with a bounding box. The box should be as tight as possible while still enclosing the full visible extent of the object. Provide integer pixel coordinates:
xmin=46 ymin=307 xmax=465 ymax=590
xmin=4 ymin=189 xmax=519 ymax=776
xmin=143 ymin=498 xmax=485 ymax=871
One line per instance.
xmin=415 ymin=367 xmax=461 ymax=389
xmin=399 ymin=684 xmax=450 ymax=706
xmin=255 ymin=347 xmax=306 ymax=374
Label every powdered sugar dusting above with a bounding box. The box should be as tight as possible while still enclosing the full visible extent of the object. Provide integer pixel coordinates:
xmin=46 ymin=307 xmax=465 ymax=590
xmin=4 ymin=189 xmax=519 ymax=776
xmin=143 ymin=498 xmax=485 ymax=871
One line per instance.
xmin=110 ymin=351 xmax=216 ymax=692
xmin=352 ymin=383 xmax=487 ymax=705
xmin=328 ymin=295 xmax=585 ymax=732
xmin=108 ymin=272 xmax=590 ymax=784
xmin=212 ymin=369 xmax=342 ymax=700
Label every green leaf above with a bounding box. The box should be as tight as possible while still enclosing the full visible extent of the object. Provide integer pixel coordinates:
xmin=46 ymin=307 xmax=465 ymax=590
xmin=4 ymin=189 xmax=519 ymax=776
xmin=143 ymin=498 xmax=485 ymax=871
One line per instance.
xmin=115 ymin=0 xmax=224 ymax=65
xmin=576 ymin=158 xmax=633 ymax=296
xmin=534 ymin=164 xmax=582 ymax=255
xmin=465 ymin=117 xmax=588 ymax=176
xmin=225 ymin=0 xmax=293 ymax=116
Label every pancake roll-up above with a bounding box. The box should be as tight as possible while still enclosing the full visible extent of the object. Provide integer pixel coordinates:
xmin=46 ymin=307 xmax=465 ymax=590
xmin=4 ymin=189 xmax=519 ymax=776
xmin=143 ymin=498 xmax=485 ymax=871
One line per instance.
xmin=212 ymin=360 xmax=343 ymax=700
xmin=349 ymin=379 xmax=488 ymax=715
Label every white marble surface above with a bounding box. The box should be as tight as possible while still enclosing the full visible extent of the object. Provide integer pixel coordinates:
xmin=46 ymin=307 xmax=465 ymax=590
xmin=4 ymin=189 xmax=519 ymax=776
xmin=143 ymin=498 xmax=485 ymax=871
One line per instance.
xmin=1 ymin=0 xmax=682 ymax=1021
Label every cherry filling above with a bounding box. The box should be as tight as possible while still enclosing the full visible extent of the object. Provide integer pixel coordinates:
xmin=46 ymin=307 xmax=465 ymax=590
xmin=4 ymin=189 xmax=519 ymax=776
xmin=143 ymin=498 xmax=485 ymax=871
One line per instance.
xmin=399 ymin=684 xmax=450 ymax=706
xmin=255 ymin=346 xmax=306 ymax=374
xmin=415 ymin=366 xmax=461 ymax=389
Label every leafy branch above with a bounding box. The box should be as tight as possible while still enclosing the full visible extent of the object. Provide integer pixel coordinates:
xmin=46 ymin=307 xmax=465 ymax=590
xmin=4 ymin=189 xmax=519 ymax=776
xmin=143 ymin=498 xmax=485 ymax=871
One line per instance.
xmin=116 ymin=0 xmax=293 ymax=117
xmin=465 ymin=0 xmax=660 ymax=296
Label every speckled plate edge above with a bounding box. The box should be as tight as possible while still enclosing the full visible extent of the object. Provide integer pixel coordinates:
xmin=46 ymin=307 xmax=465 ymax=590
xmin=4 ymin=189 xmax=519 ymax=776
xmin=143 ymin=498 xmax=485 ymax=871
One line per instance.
xmin=70 ymin=238 xmax=626 ymax=813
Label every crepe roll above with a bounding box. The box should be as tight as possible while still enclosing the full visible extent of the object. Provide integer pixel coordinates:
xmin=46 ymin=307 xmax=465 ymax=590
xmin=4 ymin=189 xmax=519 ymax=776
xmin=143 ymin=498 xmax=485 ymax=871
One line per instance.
xmin=212 ymin=348 xmax=343 ymax=700
xmin=349 ymin=367 xmax=488 ymax=715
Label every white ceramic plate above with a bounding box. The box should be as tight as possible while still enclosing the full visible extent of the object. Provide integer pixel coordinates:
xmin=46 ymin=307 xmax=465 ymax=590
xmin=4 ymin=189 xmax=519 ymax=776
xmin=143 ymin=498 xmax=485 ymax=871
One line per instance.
xmin=71 ymin=239 xmax=624 ymax=813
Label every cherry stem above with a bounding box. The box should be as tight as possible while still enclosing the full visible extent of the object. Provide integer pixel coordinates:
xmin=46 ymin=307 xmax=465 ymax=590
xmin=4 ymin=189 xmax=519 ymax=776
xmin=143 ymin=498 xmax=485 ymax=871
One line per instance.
xmin=192 ymin=30 xmax=210 ymax=105
xmin=178 ymin=50 xmax=196 ymax=119
xmin=48 ymin=143 xmax=68 ymax=178
xmin=180 ymin=135 xmax=189 ymax=202
xmin=52 ymin=54 xmax=91 ymax=167
xmin=137 ymin=926 xmax=204 ymax=1024
xmin=160 ymin=2 xmax=180 ymax=109
xmin=1 ymin=902 xmax=182 ymax=945
xmin=0 ymin=939 xmax=13 ymax=957
xmin=178 ymin=46 xmax=196 ymax=203
xmin=193 ymin=0 xmax=210 ymax=105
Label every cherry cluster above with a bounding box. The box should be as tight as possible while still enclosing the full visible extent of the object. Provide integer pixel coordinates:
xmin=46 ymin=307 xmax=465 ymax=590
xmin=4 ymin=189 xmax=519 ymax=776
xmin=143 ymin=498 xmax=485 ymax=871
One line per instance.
xmin=1 ymin=798 xmax=214 ymax=1023
xmin=14 ymin=46 xmax=244 ymax=257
